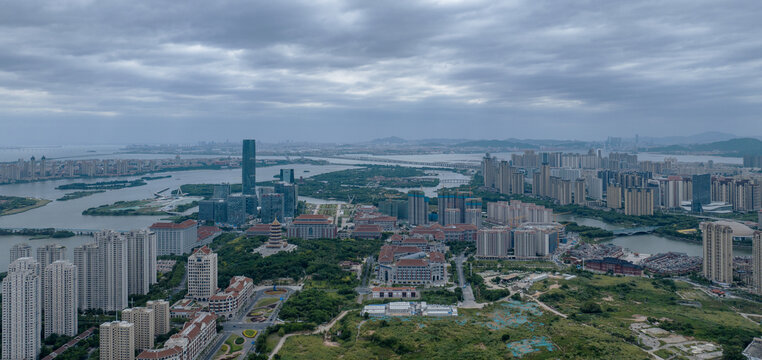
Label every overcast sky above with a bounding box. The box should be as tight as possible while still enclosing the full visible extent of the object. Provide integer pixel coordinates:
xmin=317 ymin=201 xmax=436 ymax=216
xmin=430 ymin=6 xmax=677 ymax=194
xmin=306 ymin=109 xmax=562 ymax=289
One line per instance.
xmin=2 ymin=0 xmax=762 ymax=145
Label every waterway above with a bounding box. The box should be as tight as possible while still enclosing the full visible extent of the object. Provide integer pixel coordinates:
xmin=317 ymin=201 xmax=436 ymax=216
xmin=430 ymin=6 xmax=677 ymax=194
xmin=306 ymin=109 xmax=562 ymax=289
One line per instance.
xmin=556 ymin=214 xmax=751 ymax=257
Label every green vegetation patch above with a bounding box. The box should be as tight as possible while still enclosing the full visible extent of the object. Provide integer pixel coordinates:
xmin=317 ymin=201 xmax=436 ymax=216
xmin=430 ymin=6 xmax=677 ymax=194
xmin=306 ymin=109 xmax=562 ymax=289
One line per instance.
xmin=56 ymin=179 xmax=146 ymax=190
xmin=56 ymin=190 xmax=105 ymax=201
xmin=0 ymin=196 xmax=50 ymax=216
xmin=82 ymin=199 xmax=166 ymax=216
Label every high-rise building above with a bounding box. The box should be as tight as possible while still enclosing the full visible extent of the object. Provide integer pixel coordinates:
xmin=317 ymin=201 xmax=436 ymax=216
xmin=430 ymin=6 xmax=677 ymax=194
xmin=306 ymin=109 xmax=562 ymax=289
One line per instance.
xmin=260 ymin=193 xmax=285 ymax=223
xmin=242 ymin=139 xmax=256 ymax=196
xmin=692 ymin=174 xmax=711 ymax=212
xmin=573 ymin=179 xmax=586 ymax=205
xmin=280 ymin=168 xmax=295 ymax=184
xmin=443 ymin=208 xmax=461 ymax=226
xmin=125 ymin=230 xmax=157 ymax=296
xmin=36 ymin=243 xmax=66 ymax=270
xmin=100 ymin=321 xmax=135 ymax=360
xmin=122 ymin=307 xmax=155 ymax=350
xmin=96 ymin=231 xmax=129 ymax=311
xmin=624 ymin=188 xmax=654 ymax=216
xmin=212 ymin=183 xmax=231 ymax=199
xmin=9 ymin=243 xmax=31 ymax=263
xmin=475 ymin=228 xmax=511 ymax=259
xmin=482 ymin=153 xmax=498 ymax=189
xmin=150 ymin=220 xmax=198 ymax=256
xmin=187 ymin=246 xmax=218 ymax=302
xmin=43 ymin=260 xmax=77 ymax=338
xmin=408 ymin=190 xmax=428 ymax=226
xmin=464 ymin=208 xmax=482 ymax=228
xmin=754 ymin=231 xmax=762 ymax=295
xmin=606 ymin=185 xmax=622 ymax=209
xmin=701 ymin=222 xmax=734 ymax=284
xmin=226 ymin=194 xmax=247 ymax=226
xmin=73 ymin=243 xmax=99 ymax=310
xmin=146 ymin=300 xmax=170 ymax=335
xmin=275 ymin=182 xmax=298 ymax=219
xmin=2 ymin=257 xmax=41 ymax=360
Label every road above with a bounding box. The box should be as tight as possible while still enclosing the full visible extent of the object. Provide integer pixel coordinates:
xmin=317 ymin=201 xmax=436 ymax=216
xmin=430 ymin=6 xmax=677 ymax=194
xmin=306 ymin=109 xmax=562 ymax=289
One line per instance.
xmin=455 ymin=254 xmax=478 ymax=308
xmin=268 ymin=310 xmax=351 ymax=360
xmin=355 ymin=256 xmax=374 ymax=303
xmin=203 ymin=285 xmax=301 ymax=360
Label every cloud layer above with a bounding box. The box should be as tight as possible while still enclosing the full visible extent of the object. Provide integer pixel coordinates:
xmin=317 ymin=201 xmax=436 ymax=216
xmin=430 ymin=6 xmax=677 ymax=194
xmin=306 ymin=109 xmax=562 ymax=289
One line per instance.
xmin=2 ymin=0 xmax=762 ymax=144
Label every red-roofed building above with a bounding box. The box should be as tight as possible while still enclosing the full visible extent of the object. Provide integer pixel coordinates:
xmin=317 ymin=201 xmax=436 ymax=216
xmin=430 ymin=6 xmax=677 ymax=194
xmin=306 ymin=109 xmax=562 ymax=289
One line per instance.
xmin=287 ymin=215 xmax=337 ymax=239
xmin=352 ymin=224 xmax=383 ymax=239
xmin=377 ymin=246 xmax=448 ymax=286
xmin=245 ymin=224 xmax=271 ymax=237
xmin=138 ymin=312 xmax=217 ymax=360
xmin=197 ymin=226 xmax=222 ymax=245
xmin=442 ymin=224 xmax=478 ymax=242
xmin=355 ymin=214 xmax=397 ymax=231
xmin=209 ymin=276 xmax=254 ymax=319
xmin=151 ymin=220 xmax=198 ymax=255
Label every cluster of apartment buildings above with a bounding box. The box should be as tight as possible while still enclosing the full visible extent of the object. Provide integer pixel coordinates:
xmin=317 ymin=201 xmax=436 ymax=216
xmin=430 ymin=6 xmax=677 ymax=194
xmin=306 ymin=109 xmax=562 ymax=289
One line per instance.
xmin=475 ymin=222 xmax=564 ymax=259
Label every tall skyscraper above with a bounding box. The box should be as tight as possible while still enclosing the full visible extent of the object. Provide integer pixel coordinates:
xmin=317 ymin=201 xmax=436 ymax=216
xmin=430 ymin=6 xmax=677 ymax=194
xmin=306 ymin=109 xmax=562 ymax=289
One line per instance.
xmin=280 ymin=168 xmax=295 ymax=184
xmin=212 ymin=183 xmax=231 ymax=199
xmin=2 ymin=257 xmax=42 ymax=360
xmin=260 ymin=193 xmax=285 ymax=223
xmin=73 ymin=243 xmax=99 ymax=310
xmin=187 ymin=246 xmax=218 ymax=302
xmin=407 ymin=190 xmax=428 ymax=226
xmin=146 ymin=300 xmax=170 ymax=335
xmin=100 ymin=321 xmax=135 ymax=360
xmin=692 ymin=174 xmax=711 ymax=213
xmin=275 ymin=182 xmax=298 ymax=219
xmin=9 ymin=243 xmax=31 ymax=263
xmin=242 ymin=139 xmax=256 ymax=195
xmin=96 ymin=231 xmax=129 ymax=311
xmin=43 ymin=260 xmax=78 ymax=337
xmin=125 ymin=230 xmax=157 ymax=296
xmin=482 ymin=153 xmax=498 ymax=189
xmin=754 ymin=231 xmax=762 ymax=295
xmin=702 ymin=222 xmax=734 ymax=284
xmin=122 ymin=307 xmax=155 ymax=350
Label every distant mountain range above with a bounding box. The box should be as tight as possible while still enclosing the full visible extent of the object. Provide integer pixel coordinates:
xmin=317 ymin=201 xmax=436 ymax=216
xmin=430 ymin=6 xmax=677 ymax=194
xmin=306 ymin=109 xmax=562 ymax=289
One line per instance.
xmin=648 ymin=138 xmax=762 ymax=156
xmin=637 ymin=131 xmax=740 ymax=145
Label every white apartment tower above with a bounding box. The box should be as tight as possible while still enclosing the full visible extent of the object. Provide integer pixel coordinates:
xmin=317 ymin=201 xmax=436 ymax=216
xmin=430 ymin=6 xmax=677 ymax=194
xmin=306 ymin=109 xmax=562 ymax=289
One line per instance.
xmin=187 ymin=246 xmax=218 ymax=302
xmin=122 ymin=307 xmax=155 ymax=350
xmin=125 ymin=230 xmax=158 ymax=295
xmin=44 ymin=260 xmax=78 ymax=337
xmin=100 ymin=321 xmax=135 ymax=360
xmin=9 ymin=243 xmax=31 ymax=263
xmin=73 ymin=243 xmax=99 ymax=310
xmin=2 ymin=257 xmax=42 ymax=360
xmin=702 ymin=222 xmax=734 ymax=284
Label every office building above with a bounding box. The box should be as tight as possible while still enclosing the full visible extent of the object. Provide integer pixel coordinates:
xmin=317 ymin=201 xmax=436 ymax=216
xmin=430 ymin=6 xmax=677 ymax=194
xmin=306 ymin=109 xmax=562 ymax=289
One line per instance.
xmin=242 ymin=139 xmax=256 ymax=195
xmin=701 ymin=222 xmax=734 ymax=284
xmin=100 ymin=321 xmax=135 ymax=360
xmin=9 ymin=243 xmax=31 ymax=263
xmin=751 ymin=231 xmax=762 ymax=295
xmin=624 ymin=188 xmax=654 ymax=216
xmin=280 ymin=168 xmax=295 ymax=183
xmin=126 ymin=230 xmax=157 ymax=296
xmin=287 ymin=214 xmax=337 ymax=239
xmin=43 ymin=260 xmax=78 ymax=338
xmin=260 ymin=193 xmax=285 ymax=223
xmin=212 ymin=183 xmax=231 ymax=199
xmin=226 ymin=194 xmax=247 ymax=226
xmin=2 ymin=257 xmax=41 ymax=360
xmin=150 ymin=220 xmax=198 ymax=256
xmin=187 ymin=246 xmax=218 ymax=302
xmin=407 ymin=190 xmax=428 ymax=226
xmin=275 ymin=182 xmax=298 ymax=219
xmin=476 ymin=228 xmax=511 ymax=259
xmin=692 ymin=174 xmax=711 ymax=212
xmin=146 ymin=300 xmax=171 ymax=336
xmin=122 ymin=307 xmax=155 ymax=350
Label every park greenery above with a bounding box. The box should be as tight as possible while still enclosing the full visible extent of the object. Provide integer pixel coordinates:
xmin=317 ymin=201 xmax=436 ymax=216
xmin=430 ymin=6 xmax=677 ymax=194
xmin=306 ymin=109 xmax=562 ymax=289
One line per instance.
xmin=279 ymin=288 xmax=347 ymax=324
xmin=0 ymin=195 xmax=50 ymax=216
xmin=130 ymin=259 xmax=187 ymax=307
xmin=561 ymin=221 xmax=614 ymax=242
xmin=56 ymin=190 xmax=105 ymax=201
xmin=56 ymin=179 xmax=147 ymax=190
xmin=173 ymin=200 xmax=198 ymax=213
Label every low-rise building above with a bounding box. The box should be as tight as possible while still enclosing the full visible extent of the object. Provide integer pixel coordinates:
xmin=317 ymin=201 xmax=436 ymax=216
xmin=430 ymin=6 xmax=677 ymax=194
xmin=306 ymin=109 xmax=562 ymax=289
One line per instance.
xmin=137 ymin=312 xmax=217 ymax=360
xmin=352 ymin=224 xmax=383 ymax=239
xmin=362 ymin=302 xmax=458 ymax=317
xmin=209 ymin=276 xmax=254 ymax=319
xmin=371 ymin=287 xmax=419 ymax=299
xmin=584 ymin=257 xmax=644 ymax=276
xmin=287 ymin=215 xmax=337 ymax=239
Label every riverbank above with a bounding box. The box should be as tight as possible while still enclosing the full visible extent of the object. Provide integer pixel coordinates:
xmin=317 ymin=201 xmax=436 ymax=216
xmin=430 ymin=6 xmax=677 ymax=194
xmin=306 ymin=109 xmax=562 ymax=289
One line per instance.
xmin=0 ymin=197 xmax=51 ymax=216
xmin=56 ymin=190 xmax=105 ymax=201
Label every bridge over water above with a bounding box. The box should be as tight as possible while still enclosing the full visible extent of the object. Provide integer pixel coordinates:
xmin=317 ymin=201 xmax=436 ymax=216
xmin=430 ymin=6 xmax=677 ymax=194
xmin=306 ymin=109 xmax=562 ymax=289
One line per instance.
xmin=611 ymin=226 xmax=658 ymax=236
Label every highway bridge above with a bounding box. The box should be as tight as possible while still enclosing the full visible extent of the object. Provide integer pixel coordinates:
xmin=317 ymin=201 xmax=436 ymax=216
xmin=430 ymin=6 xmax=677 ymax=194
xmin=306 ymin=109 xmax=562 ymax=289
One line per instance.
xmin=611 ymin=226 xmax=658 ymax=236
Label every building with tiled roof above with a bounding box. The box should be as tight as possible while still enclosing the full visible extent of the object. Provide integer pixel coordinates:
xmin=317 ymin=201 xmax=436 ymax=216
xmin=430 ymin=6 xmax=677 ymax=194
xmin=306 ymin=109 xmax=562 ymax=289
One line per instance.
xmin=209 ymin=276 xmax=254 ymax=319
xmin=287 ymin=214 xmax=337 ymax=239
xmin=187 ymin=246 xmax=217 ymax=302
xmin=150 ymin=220 xmax=198 ymax=255
xmin=377 ymin=246 xmax=447 ymax=286
xmin=245 ymin=224 xmax=271 ymax=237
xmin=137 ymin=312 xmax=217 ymax=360
xmin=352 ymin=224 xmax=383 ymax=239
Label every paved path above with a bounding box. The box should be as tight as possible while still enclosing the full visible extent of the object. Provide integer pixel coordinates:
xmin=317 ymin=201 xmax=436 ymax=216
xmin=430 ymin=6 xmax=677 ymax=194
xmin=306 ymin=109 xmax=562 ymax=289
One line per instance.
xmin=455 ymin=254 xmax=479 ymax=308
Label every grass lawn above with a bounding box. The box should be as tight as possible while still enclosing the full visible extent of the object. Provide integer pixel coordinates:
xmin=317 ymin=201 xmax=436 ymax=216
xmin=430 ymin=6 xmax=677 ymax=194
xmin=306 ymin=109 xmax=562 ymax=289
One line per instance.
xmin=254 ymin=297 xmax=281 ymax=308
xmin=0 ymin=198 xmax=51 ymax=216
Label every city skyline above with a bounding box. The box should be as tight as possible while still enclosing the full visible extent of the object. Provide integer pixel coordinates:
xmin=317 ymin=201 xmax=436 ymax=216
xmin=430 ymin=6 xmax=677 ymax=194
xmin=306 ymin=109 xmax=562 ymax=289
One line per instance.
xmin=2 ymin=1 xmax=762 ymax=145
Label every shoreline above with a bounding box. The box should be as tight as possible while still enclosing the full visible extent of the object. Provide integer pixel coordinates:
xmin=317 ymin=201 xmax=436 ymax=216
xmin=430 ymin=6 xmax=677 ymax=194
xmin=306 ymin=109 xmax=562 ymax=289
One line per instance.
xmin=0 ymin=198 xmax=52 ymax=217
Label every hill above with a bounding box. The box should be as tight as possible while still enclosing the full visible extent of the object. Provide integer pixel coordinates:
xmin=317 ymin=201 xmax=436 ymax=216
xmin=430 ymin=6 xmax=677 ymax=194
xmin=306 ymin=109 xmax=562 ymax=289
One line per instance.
xmin=648 ymin=137 xmax=762 ymax=156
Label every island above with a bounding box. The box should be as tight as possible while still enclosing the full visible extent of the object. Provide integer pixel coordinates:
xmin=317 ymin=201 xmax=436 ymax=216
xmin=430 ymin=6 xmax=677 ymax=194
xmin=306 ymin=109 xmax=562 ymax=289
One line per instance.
xmin=56 ymin=179 xmax=147 ymax=191
xmin=0 ymin=195 xmax=51 ymax=216
xmin=56 ymin=190 xmax=105 ymax=201
xmin=82 ymin=199 xmax=167 ymax=216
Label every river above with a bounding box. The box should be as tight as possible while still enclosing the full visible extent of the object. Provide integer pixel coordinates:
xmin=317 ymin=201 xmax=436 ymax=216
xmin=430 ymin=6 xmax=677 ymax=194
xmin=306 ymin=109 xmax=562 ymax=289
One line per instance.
xmin=556 ymin=214 xmax=751 ymax=257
